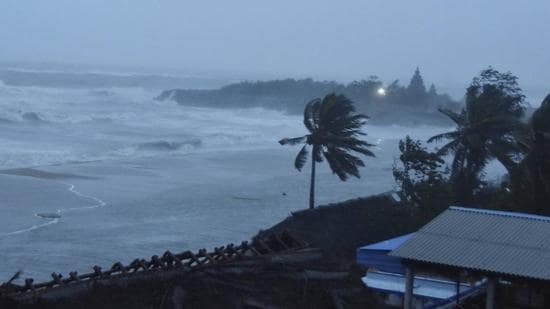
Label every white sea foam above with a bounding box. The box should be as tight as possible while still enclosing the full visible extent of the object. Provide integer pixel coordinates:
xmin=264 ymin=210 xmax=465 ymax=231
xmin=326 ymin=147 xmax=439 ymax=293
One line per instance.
xmin=0 ymin=82 xmax=310 ymax=168
xmin=58 ymin=182 xmax=107 ymax=212
xmin=0 ymin=79 xmax=478 ymax=175
xmin=1 ymin=218 xmax=60 ymax=237
xmin=0 ymin=80 xmax=445 ymax=238
xmin=0 ymin=180 xmax=108 ymax=237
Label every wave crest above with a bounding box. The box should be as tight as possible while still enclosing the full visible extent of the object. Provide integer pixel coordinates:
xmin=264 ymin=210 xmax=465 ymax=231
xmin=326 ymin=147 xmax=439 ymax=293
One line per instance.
xmin=22 ymin=112 xmax=47 ymax=123
xmin=136 ymin=139 xmax=202 ymax=151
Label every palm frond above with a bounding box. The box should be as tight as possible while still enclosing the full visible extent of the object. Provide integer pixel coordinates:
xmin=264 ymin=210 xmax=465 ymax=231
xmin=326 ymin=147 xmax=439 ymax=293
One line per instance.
xmin=489 ymin=146 xmax=517 ymax=172
xmin=325 ymin=135 xmax=370 ymax=146
xmin=324 ymin=114 xmax=369 ymax=135
xmin=438 ymin=108 xmax=464 ymax=125
xmin=428 ymin=131 xmax=460 ymax=143
xmin=323 ymin=147 xmax=364 ymax=180
xmin=335 ymin=150 xmax=364 ymax=177
xmin=279 ymin=135 xmax=307 ymax=146
xmin=471 ymin=115 xmax=524 ymax=133
xmin=323 ymin=150 xmax=348 ymax=181
xmin=348 ymin=145 xmax=375 ymax=157
xmin=325 ymin=137 xmax=376 ymax=157
xmin=294 ymin=145 xmax=309 ymax=171
xmin=303 ymin=98 xmax=321 ymax=132
xmin=319 ymin=93 xmax=355 ymax=124
xmin=313 ymin=145 xmax=323 ymax=162
xmin=436 ymin=139 xmax=462 ymax=156
xmin=488 ymin=139 xmax=521 ymax=171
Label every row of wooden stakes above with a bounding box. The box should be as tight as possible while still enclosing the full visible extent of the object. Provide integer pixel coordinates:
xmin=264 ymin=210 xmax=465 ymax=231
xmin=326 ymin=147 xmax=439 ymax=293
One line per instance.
xmin=1 ymin=231 xmax=306 ymax=296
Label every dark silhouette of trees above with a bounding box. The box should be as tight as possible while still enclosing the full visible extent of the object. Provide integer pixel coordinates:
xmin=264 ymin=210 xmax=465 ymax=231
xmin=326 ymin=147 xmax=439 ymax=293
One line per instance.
xmin=428 ymin=68 xmax=526 ymax=204
xmin=157 ymin=68 xmax=461 ymax=125
xmin=279 ymin=93 xmax=375 ymax=209
xmin=428 ymin=84 xmax=437 ymax=96
xmin=393 ymin=136 xmax=450 ymax=212
xmin=407 ymin=67 xmax=427 ymax=99
xmin=511 ymin=94 xmax=550 ymax=214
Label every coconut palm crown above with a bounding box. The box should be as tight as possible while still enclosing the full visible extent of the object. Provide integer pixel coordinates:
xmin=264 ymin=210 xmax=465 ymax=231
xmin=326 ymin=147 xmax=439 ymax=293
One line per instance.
xmin=428 ymin=68 xmax=525 ymax=203
xmin=279 ymin=93 xmax=375 ymax=209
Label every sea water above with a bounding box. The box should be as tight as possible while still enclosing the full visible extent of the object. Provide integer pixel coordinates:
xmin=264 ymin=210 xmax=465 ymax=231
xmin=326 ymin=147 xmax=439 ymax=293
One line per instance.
xmin=0 ymin=69 xmax=477 ymax=281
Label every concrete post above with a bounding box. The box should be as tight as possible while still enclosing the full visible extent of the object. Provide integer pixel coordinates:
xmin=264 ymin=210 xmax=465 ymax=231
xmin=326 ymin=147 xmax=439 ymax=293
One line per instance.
xmin=404 ymin=267 xmax=414 ymax=309
xmin=486 ymin=277 xmax=496 ymax=309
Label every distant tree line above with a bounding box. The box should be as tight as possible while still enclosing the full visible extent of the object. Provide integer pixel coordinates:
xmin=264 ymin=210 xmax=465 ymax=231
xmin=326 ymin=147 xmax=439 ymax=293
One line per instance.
xmin=157 ymin=68 xmax=461 ymax=125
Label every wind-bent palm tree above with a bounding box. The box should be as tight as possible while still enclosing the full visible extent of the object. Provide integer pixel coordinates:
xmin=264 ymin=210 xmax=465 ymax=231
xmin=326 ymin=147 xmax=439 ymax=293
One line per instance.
xmin=428 ymin=69 xmax=525 ymax=203
xmin=279 ymin=93 xmax=375 ymax=209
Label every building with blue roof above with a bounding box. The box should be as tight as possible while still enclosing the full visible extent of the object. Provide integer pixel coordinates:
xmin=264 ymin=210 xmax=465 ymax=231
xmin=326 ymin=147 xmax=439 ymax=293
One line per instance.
xmin=357 ymin=232 xmax=482 ymax=308
xmin=383 ymin=206 xmax=550 ymax=309
xmin=357 ymin=233 xmax=413 ymax=274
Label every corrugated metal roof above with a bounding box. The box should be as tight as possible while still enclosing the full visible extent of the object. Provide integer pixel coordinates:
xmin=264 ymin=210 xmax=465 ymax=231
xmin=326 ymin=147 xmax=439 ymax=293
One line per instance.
xmin=389 ymin=206 xmax=550 ymax=281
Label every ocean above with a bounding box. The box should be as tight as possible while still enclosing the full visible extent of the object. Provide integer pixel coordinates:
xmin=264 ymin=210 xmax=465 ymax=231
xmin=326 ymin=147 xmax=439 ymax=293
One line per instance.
xmin=0 ymin=68 xmax=459 ymax=282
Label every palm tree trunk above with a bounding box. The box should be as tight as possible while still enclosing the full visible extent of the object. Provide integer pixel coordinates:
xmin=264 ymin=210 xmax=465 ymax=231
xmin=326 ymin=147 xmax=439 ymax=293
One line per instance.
xmin=309 ymin=147 xmax=316 ymax=210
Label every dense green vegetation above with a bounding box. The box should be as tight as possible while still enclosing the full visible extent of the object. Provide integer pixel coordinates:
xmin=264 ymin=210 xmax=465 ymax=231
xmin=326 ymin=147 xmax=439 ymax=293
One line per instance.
xmin=157 ymin=68 xmax=460 ymax=125
xmin=393 ymin=68 xmax=550 ymax=215
xmin=275 ymin=67 xmax=549 ymax=214
xmin=258 ymin=193 xmax=426 ymax=263
xmin=509 ymin=94 xmax=550 ymax=215
xmin=393 ymin=136 xmax=451 ymax=213
xmin=279 ymin=94 xmax=375 ymax=209
xmin=427 ymin=68 xmax=525 ymax=204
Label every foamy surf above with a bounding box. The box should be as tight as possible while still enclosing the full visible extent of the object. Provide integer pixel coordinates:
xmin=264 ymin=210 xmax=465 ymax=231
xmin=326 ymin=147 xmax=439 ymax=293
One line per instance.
xmin=57 ymin=182 xmax=107 ymax=212
xmin=1 ymin=217 xmax=60 ymax=237
xmin=0 ymin=181 xmax=107 ymax=237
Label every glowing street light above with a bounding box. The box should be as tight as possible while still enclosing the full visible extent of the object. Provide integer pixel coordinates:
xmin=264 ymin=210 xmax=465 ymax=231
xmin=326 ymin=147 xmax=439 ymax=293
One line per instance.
xmin=377 ymin=87 xmax=386 ymax=96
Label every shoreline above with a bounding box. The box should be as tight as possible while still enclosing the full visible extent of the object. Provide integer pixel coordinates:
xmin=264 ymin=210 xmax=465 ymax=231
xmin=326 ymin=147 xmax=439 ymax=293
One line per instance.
xmin=0 ymin=148 xmax=396 ymax=281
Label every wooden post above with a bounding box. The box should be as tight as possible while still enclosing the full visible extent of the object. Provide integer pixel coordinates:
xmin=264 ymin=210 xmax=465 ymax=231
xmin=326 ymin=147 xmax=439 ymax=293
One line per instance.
xmin=404 ymin=267 xmax=414 ymax=309
xmin=486 ymin=277 xmax=496 ymax=309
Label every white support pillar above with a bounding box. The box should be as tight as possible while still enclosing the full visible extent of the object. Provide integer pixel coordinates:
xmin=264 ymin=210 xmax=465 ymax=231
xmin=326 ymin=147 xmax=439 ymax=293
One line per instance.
xmin=486 ymin=277 xmax=496 ymax=309
xmin=404 ymin=267 xmax=414 ymax=309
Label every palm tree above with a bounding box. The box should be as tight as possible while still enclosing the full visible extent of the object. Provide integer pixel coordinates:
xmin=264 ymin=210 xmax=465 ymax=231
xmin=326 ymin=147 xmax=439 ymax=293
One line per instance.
xmin=428 ymin=68 xmax=525 ymax=203
xmin=279 ymin=93 xmax=375 ymax=209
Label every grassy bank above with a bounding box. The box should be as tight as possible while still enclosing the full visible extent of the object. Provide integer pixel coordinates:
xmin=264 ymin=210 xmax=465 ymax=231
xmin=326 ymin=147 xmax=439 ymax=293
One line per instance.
xmin=256 ymin=193 xmax=428 ymax=264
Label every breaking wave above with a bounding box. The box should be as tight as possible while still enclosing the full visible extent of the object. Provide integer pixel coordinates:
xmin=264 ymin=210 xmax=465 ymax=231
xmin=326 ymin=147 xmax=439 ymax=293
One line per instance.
xmin=0 ymin=79 xmax=445 ymax=170
xmin=136 ymin=139 xmax=202 ymax=151
xmin=21 ymin=112 xmax=47 ymax=123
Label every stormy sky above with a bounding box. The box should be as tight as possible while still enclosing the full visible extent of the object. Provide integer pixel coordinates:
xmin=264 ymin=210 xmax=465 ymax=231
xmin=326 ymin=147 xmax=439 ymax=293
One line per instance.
xmin=1 ymin=0 xmax=548 ymax=101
